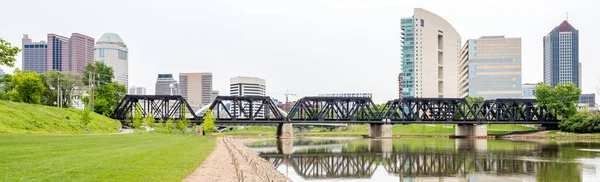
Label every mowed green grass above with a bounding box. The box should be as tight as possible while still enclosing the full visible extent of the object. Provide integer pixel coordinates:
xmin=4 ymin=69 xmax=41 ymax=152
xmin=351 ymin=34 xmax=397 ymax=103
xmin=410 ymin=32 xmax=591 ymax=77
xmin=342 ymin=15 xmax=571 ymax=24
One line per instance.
xmin=0 ymin=100 xmax=121 ymax=134
xmin=0 ymin=134 xmax=215 ymax=182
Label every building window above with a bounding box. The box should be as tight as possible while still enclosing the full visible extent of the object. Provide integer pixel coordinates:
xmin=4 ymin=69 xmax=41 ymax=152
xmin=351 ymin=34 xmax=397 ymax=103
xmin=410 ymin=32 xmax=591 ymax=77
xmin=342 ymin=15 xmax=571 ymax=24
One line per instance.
xmin=99 ymin=48 xmax=105 ymax=58
xmin=118 ymin=50 xmax=128 ymax=60
xmin=421 ymin=19 xmax=424 ymax=27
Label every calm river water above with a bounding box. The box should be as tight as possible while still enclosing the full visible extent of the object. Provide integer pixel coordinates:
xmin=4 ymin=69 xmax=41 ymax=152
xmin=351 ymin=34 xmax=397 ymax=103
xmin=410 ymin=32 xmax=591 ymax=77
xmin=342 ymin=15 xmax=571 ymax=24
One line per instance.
xmin=245 ymin=137 xmax=600 ymax=182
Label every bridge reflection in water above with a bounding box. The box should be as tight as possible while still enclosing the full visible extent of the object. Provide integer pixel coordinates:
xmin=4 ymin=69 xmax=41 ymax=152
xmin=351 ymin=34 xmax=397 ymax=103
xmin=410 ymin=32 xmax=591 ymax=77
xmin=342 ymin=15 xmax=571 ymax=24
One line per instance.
xmin=246 ymin=138 xmax=598 ymax=181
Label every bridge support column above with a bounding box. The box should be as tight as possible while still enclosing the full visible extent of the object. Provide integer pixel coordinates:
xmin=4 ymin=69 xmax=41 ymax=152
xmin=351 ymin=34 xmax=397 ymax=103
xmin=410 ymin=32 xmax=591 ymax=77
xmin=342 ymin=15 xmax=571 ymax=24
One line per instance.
xmin=369 ymin=124 xmax=392 ymax=138
xmin=368 ymin=139 xmax=393 ymax=153
xmin=455 ymin=124 xmax=487 ymax=138
xmin=276 ymin=139 xmax=294 ymax=155
xmin=276 ymin=123 xmax=294 ymax=139
xmin=455 ymin=139 xmax=488 ymax=151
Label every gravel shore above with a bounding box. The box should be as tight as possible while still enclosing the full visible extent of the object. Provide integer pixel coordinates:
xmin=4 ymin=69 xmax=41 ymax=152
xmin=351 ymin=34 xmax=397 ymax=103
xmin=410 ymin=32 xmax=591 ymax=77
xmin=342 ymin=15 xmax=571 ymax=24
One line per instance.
xmin=184 ymin=137 xmax=289 ymax=182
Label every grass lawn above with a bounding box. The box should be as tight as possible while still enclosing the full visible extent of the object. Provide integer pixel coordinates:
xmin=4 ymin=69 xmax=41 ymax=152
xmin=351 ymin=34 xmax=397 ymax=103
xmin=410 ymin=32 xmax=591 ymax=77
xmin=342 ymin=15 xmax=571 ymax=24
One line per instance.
xmin=0 ymin=100 xmax=121 ymax=134
xmin=487 ymin=124 xmax=537 ymax=135
xmin=0 ymin=134 xmax=215 ymax=182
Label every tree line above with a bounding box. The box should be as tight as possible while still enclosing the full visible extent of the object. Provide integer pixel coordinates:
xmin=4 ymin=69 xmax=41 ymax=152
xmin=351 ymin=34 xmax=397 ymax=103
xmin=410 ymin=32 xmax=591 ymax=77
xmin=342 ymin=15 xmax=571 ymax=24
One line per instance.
xmin=0 ymin=38 xmax=126 ymax=116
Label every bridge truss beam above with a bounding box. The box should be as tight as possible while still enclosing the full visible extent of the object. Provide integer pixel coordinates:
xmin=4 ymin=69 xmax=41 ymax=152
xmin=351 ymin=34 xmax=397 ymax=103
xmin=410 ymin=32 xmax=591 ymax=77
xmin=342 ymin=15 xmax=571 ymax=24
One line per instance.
xmin=110 ymin=95 xmax=197 ymax=122
xmin=206 ymin=96 xmax=285 ymax=121
xmin=287 ymin=97 xmax=381 ymax=122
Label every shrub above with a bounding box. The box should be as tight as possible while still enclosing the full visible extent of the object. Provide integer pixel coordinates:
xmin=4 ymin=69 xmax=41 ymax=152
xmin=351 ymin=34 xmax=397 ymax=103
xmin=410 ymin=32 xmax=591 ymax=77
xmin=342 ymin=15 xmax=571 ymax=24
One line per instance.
xmin=559 ymin=112 xmax=600 ymax=133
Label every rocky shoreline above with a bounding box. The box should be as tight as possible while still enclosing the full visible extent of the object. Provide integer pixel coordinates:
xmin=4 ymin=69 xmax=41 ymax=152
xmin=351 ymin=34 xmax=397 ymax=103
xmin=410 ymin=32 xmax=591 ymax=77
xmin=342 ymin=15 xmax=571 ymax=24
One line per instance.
xmin=184 ymin=137 xmax=289 ymax=182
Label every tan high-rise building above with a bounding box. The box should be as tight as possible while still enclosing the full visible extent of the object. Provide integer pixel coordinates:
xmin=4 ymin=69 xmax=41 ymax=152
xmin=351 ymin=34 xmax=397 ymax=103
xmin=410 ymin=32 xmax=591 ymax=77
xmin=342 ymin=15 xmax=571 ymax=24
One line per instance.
xmin=69 ymin=33 xmax=95 ymax=74
xmin=46 ymin=33 xmax=94 ymax=74
xmin=458 ymin=36 xmax=522 ymax=99
xmin=179 ymin=73 xmax=213 ymax=108
xmin=401 ymin=8 xmax=461 ymax=98
xmin=47 ymin=34 xmax=70 ymax=72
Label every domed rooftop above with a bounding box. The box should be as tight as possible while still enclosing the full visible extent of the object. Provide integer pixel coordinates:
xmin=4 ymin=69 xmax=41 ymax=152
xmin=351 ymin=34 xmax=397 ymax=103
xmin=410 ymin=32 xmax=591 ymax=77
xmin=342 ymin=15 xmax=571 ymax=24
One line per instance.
xmin=97 ymin=33 xmax=126 ymax=46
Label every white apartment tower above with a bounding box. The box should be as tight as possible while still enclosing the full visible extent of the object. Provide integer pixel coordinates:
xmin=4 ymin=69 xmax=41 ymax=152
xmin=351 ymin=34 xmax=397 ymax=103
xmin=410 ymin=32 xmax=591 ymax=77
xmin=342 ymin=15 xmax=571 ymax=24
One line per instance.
xmin=230 ymin=76 xmax=266 ymax=117
xmin=94 ymin=33 xmax=129 ymax=88
xmin=401 ymin=8 xmax=461 ymax=98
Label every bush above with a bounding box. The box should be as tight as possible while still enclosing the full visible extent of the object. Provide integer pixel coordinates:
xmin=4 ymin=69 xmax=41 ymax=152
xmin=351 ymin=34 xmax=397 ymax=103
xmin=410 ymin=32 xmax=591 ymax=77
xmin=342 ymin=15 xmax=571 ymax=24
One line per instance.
xmin=559 ymin=112 xmax=600 ymax=133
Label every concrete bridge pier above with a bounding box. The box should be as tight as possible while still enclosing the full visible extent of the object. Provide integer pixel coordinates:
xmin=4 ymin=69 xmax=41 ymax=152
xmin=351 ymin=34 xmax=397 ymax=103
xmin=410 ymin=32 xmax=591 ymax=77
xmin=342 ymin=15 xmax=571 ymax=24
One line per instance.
xmin=369 ymin=124 xmax=392 ymax=138
xmin=368 ymin=139 xmax=393 ymax=153
xmin=276 ymin=139 xmax=294 ymax=155
xmin=276 ymin=123 xmax=294 ymax=139
xmin=455 ymin=139 xmax=488 ymax=152
xmin=455 ymin=124 xmax=487 ymax=138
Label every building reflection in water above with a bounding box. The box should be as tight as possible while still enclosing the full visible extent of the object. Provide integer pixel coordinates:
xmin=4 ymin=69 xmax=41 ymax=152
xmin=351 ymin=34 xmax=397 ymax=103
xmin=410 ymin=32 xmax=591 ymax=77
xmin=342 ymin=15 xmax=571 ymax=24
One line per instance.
xmin=245 ymin=138 xmax=600 ymax=182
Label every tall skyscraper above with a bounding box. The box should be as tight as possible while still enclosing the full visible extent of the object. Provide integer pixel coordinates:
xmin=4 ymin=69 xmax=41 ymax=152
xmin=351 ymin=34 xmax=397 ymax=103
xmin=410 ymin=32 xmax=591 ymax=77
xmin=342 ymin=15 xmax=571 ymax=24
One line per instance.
xmin=69 ymin=33 xmax=95 ymax=74
xmin=46 ymin=33 xmax=94 ymax=74
xmin=155 ymin=74 xmax=178 ymax=95
xmin=230 ymin=76 xmax=266 ymax=117
xmin=179 ymin=73 xmax=213 ymax=108
xmin=95 ymin=33 xmax=129 ymax=87
xmin=398 ymin=73 xmax=403 ymax=99
xmin=47 ymin=34 xmax=70 ymax=71
xmin=458 ymin=36 xmax=522 ymax=99
xmin=128 ymin=86 xmax=147 ymax=95
xmin=22 ymin=34 xmax=47 ymax=73
xmin=544 ymin=20 xmax=579 ymax=88
xmin=401 ymin=8 xmax=461 ymax=98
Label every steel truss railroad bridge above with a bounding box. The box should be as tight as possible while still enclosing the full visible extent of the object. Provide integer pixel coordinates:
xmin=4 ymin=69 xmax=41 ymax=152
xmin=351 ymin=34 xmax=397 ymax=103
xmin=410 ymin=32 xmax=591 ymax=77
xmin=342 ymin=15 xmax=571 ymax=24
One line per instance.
xmin=110 ymin=95 xmax=559 ymax=125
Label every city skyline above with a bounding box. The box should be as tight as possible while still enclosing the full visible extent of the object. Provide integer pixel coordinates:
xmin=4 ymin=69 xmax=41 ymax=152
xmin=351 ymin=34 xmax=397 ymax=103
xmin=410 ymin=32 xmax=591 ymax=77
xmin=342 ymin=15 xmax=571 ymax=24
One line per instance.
xmin=1 ymin=0 xmax=599 ymax=103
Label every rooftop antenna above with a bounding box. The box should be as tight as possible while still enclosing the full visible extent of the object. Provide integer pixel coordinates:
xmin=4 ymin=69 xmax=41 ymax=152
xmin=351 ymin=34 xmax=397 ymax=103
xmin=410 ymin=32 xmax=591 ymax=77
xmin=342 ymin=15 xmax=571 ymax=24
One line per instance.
xmin=566 ymin=12 xmax=569 ymax=22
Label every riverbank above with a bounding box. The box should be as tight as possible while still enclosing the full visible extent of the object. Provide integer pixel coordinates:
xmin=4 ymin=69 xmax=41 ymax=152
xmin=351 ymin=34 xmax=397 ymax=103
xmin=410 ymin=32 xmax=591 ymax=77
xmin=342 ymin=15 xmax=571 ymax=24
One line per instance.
xmin=185 ymin=137 xmax=289 ymax=182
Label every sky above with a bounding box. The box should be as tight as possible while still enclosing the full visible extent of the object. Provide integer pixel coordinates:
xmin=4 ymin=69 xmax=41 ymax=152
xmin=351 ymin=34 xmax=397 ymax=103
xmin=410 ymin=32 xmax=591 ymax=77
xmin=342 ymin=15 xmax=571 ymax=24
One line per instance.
xmin=1 ymin=0 xmax=598 ymax=103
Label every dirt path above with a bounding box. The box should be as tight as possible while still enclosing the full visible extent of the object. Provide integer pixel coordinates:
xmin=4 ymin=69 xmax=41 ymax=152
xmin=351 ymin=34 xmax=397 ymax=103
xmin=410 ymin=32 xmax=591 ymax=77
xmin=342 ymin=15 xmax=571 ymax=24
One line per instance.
xmin=184 ymin=137 xmax=289 ymax=182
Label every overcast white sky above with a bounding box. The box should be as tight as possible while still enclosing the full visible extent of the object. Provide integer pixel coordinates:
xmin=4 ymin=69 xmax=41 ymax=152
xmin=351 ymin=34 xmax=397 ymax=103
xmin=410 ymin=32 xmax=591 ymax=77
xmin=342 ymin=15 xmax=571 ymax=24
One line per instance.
xmin=1 ymin=0 xmax=598 ymax=103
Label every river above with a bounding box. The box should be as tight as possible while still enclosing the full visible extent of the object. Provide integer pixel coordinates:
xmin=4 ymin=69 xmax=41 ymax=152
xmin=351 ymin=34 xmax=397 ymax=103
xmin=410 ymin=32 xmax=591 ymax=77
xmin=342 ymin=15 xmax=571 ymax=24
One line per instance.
xmin=245 ymin=137 xmax=600 ymax=182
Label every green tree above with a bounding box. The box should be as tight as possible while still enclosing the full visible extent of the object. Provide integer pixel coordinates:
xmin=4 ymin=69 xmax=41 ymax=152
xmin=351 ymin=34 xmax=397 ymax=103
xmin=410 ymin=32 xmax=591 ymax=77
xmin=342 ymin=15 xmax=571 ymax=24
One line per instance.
xmin=157 ymin=118 xmax=165 ymax=129
xmin=81 ymin=106 xmax=92 ymax=134
xmin=132 ymin=106 xmax=143 ymax=132
xmin=176 ymin=103 xmax=191 ymax=134
xmin=0 ymin=74 xmax=14 ymax=100
xmin=40 ymin=71 xmax=83 ymax=107
xmin=81 ymin=62 xmax=126 ymax=116
xmin=82 ymin=62 xmax=114 ymax=87
xmin=202 ymin=109 xmax=216 ymax=135
xmin=535 ymin=82 xmax=581 ymax=118
xmin=466 ymin=96 xmax=484 ymax=105
xmin=165 ymin=118 xmax=174 ymax=134
xmin=0 ymin=38 xmax=21 ymax=67
xmin=10 ymin=71 xmax=44 ymax=104
xmin=143 ymin=114 xmax=155 ymax=133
